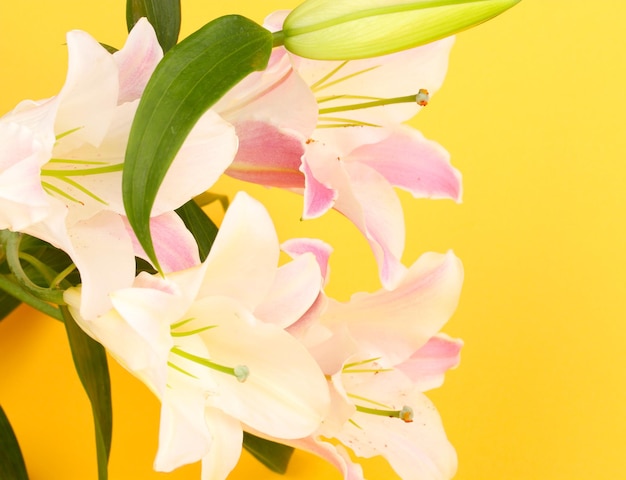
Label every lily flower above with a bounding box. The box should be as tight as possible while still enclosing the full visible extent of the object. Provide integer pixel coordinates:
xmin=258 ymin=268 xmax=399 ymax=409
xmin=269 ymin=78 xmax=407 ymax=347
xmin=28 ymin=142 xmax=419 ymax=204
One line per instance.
xmin=216 ymin=13 xmax=460 ymax=289
xmin=275 ymin=240 xmax=463 ymax=480
xmin=65 ymin=192 xmax=329 ymax=479
xmin=0 ymin=19 xmax=237 ymax=318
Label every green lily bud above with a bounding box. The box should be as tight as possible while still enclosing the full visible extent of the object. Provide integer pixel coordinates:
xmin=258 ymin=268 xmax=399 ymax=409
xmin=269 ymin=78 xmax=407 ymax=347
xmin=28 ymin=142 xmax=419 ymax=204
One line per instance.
xmin=278 ymin=0 xmax=520 ymax=60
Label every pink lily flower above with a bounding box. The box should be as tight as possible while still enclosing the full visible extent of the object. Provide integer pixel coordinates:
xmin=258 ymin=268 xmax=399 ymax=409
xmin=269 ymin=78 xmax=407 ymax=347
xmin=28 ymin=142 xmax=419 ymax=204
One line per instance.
xmin=65 ymin=192 xmax=329 ymax=480
xmin=272 ymin=240 xmax=463 ymax=480
xmin=0 ymin=19 xmax=237 ymax=319
xmin=216 ymin=12 xmax=461 ymax=289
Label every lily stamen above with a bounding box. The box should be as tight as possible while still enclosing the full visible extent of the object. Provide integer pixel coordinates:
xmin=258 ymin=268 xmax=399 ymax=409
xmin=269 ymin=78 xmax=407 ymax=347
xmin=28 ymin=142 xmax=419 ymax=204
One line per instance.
xmin=318 ymin=90 xmax=429 ymax=115
xmin=170 ymin=346 xmax=250 ymax=382
xmin=355 ymin=404 xmax=414 ymax=423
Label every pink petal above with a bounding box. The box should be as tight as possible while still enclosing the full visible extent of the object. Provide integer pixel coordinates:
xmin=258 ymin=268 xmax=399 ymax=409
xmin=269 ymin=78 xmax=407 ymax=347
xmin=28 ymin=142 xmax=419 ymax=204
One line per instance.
xmin=303 ymin=141 xmax=407 ymax=288
xmin=282 ymin=237 xmax=333 ymax=285
xmin=324 ymin=251 xmax=463 ymax=366
xmin=337 ymin=161 xmax=407 ymax=289
xmin=226 ymin=120 xmax=305 ymax=188
xmin=349 ymin=125 xmax=462 ymax=201
xmin=397 ymin=334 xmax=463 ymax=391
xmin=301 ymin=152 xmax=337 ymax=218
xmin=123 ymin=212 xmax=201 ymax=273
xmin=113 ymin=18 xmax=163 ymax=104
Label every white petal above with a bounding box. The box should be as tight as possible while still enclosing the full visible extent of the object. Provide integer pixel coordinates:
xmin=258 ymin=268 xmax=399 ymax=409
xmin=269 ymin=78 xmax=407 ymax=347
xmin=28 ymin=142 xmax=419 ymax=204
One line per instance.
xmin=182 ymin=296 xmax=330 ymax=439
xmin=198 ymin=192 xmax=279 ymax=310
xmin=254 ymin=252 xmax=322 ymax=328
xmin=200 ymin=409 xmax=243 ymax=480
xmin=56 ymin=30 xmax=118 ymax=146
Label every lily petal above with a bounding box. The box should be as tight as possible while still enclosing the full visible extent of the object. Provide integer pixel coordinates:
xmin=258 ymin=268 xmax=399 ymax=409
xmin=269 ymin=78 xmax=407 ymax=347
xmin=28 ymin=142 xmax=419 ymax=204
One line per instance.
xmin=123 ymin=212 xmax=201 ymax=273
xmin=183 ymin=296 xmax=330 ymax=439
xmin=323 ymin=251 xmax=463 ymax=365
xmin=226 ymin=120 xmax=305 ymax=188
xmin=397 ymin=334 xmax=463 ymax=391
xmin=349 ymin=125 xmax=462 ymax=201
xmin=55 ymin=29 xmax=118 ymax=147
xmin=254 ymin=252 xmax=322 ymax=328
xmin=113 ymin=17 xmax=163 ymax=104
xmin=197 ymin=192 xmax=279 ymax=310
xmin=200 ymin=409 xmax=243 ymax=480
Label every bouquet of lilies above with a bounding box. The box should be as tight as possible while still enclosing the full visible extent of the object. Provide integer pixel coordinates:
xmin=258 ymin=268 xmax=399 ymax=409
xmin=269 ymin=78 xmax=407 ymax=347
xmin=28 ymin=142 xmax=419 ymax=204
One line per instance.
xmin=0 ymin=1 xmax=519 ymax=479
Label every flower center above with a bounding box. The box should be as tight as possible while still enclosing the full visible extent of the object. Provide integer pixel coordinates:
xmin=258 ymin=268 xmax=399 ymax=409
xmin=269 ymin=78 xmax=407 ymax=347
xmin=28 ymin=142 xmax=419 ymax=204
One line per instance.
xmin=342 ymin=357 xmax=414 ymax=424
xmin=169 ymin=346 xmax=250 ymax=382
xmin=168 ymin=318 xmax=250 ymax=383
xmin=40 ymin=128 xmax=123 ymax=205
xmin=308 ymin=60 xmax=429 ymax=128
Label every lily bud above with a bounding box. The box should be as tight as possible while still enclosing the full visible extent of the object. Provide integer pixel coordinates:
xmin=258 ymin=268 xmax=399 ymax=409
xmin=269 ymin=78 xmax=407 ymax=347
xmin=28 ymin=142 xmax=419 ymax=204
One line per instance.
xmin=279 ymin=0 xmax=520 ymax=60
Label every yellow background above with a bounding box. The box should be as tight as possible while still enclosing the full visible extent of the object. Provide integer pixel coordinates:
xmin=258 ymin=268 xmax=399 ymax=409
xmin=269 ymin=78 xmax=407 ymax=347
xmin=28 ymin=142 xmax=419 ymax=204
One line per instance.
xmin=1 ymin=1 xmax=625 ymax=479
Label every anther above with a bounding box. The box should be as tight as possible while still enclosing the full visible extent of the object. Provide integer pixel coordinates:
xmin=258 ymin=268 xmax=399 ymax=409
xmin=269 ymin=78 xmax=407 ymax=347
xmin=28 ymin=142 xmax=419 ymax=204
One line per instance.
xmin=416 ymin=88 xmax=430 ymax=107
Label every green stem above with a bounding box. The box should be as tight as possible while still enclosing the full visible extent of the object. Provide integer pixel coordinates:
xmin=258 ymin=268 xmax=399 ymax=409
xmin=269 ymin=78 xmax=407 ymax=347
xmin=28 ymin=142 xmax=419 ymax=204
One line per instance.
xmin=0 ymin=274 xmax=63 ymax=321
xmin=272 ymin=30 xmax=285 ymax=47
xmin=2 ymin=231 xmax=65 ymax=305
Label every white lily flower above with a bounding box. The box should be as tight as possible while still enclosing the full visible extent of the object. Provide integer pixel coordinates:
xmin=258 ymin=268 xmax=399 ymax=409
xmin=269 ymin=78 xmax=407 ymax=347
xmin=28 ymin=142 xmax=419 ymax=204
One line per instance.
xmin=65 ymin=192 xmax=330 ymax=479
xmin=0 ymin=19 xmax=237 ymax=318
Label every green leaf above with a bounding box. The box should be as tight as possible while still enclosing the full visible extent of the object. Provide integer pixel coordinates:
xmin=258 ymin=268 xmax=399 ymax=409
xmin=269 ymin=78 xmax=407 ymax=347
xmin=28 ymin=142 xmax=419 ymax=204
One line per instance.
xmin=0 ymin=405 xmax=29 ymax=480
xmin=243 ymin=432 xmax=295 ymax=474
xmin=62 ymin=307 xmax=112 ymax=480
xmin=126 ymin=0 xmax=181 ymax=53
xmin=123 ymin=15 xmax=273 ymax=271
xmin=175 ymin=200 xmax=219 ymax=262
xmin=0 ymin=289 xmax=21 ymax=322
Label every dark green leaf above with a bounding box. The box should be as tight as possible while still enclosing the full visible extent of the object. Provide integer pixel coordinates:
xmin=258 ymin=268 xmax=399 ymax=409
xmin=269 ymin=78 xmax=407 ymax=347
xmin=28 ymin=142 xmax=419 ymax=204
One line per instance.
xmin=243 ymin=432 xmax=295 ymax=474
xmin=0 ymin=405 xmax=29 ymax=479
xmin=0 ymin=289 xmax=21 ymax=322
xmin=175 ymin=200 xmax=219 ymax=262
xmin=126 ymin=0 xmax=181 ymax=52
xmin=62 ymin=307 xmax=112 ymax=480
xmin=123 ymin=15 xmax=273 ymax=271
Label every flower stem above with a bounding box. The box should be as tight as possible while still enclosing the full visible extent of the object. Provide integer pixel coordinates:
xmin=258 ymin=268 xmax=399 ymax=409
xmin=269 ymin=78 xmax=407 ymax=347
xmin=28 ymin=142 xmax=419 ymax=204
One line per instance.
xmin=0 ymin=274 xmax=63 ymax=321
xmin=1 ymin=231 xmax=65 ymax=305
xmin=272 ymin=30 xmax=285 ymax=47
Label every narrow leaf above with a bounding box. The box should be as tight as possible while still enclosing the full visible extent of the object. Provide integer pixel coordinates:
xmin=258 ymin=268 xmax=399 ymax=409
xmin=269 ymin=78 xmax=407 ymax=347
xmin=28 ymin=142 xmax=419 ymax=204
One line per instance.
xmin=0 ymin=405 xmax=29 ymax=480
xmin=243 ymin=432 xmax=295 ymax=474
xmin=123 ymin=15 xmax=273 ymax=271
xmin=175 ymin=200 xmax=219 ymax=262
xmin=126 ymin=0 xmax=181 ymax=52
xmin=62 ymin=307 xmax=112 ymax=480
